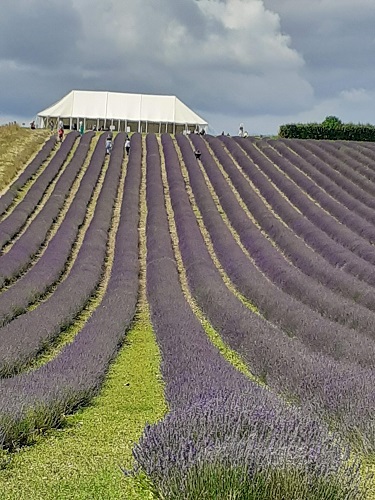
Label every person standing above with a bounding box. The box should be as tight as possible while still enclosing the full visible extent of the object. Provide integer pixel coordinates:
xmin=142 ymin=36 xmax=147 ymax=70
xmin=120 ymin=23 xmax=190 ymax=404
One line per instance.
xmin=105 ymin=135 xmax=112 ymax=155
xmin=58 ymin=120 xmax=64 ymax=142
xmin=58 ymin=127 xmax=64 ymax=142
xmin=79 ymin=121 xmax=84 ymax=136
xmin=125 ymin=138 xmax=131 ymax=155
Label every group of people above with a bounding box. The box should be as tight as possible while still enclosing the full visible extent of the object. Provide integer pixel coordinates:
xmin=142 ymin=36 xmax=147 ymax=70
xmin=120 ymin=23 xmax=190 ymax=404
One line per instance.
xmin=105 ymin=134 xmax=131 ymax=156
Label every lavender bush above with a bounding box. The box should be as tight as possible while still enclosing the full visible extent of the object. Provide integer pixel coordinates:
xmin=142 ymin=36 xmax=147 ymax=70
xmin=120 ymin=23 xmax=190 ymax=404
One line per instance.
xmin=0 ymin=133 xmax=106 ymax=325
xmin=130 ymin=134 xmax=369 ymax=499
xmin=216 ymin=135 xmax=375 ymax=289
xmin=0 ymin=133 xmax=141 ymax=448
xmin=0 ymin=132 xmax=95 ymax=285
xmin=0 ymin=135 xmax=57 ymax=216
xmin=176 ymin=133 xmax=375 ymax=366
xmin=191 ymin=134 xmax=375 ymax=334
xmin=0 ymin=132 xmax=79 ymax=249
xmin=269 ymin=139 xmax=375 ymax=213
xmin=300 ymin=139 xmax=375 ymax=190
xmin=0 ymin=134 xmax=122 ymax=376
xmin=233 ymin=136 xmax=375 ymax=263
xmin=161 ymin=133 xmax=375 ymax=451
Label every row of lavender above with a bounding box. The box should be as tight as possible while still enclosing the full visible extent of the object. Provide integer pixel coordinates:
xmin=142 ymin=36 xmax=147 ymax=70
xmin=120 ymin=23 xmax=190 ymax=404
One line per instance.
xmin=0 ymin=133 xmax=106 ymax=329
xmin=205 ymin=135 xmax=375 ymax=308
xmin=0 ymin=134 xmax=124 ymax=377
xmin=229 ymin=137 xmax=375 ymax=269
xmin=132 ymin=134 xmax=368 ymax=499
xmin=177 ymin=134 xmax=375 ymax=365
xmin=253 ymin=137 xmax=375 ymax=242
xmin=267 ymin=138 xmax=375 ymax=215
xmin=0 ymin=134 xmax=57 ymax=216
xmin=0 ymin=133 xmax=140 ymax=447
xmin=161 ymin=133 xmax=375 ymax=453
xmin=191 ymin=134 xmax=375 ymax=335
xmin=290 ymin=137 xmax=375 ymax=195
xmin=0 ymin=131 xmax=79 ymax=251
xmin=0 ymin=131 xmax=95 ymax=288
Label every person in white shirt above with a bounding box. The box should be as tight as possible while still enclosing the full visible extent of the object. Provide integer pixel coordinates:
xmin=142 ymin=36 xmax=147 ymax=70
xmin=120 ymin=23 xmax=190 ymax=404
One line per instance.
xmin=125 ymin=139 xmax=131 ymax=155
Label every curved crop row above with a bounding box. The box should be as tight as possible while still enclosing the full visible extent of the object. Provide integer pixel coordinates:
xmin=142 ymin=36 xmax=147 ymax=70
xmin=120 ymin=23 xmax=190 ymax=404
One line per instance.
xmin=0 ymin=135 xmax=57 ymax=216
xmin=234 ymin=137 xmax=375 ymax=263
xmin=270 ymin=139 xmax=375 ymax=212
xmin=0 ymin=132 xmax=79 ymax=250
xmin=176 ymin=134 xmax=375 ymax=366
xmin=292 ymin=139 xmax=375 ymax=197
xmin=0 ymin=134 xmax=123 ymax=376
xmin=0 ymin=132 xmax=95 ymax=287
xmin=192 ymin=134 xmax=375 ymax=335
xmin=132 ymin=133 xmax=365 ymax=500
xmin=218 ymin=135 xmax=375 ymax=288
xmin=162 ymin=133 xmax=375 ymax=450
xmin=255 ymin=138 xmax=375 ymax=239
xmin=0 ymin=134 xmax=107 ymax=326
xmin=0 ymin=133 xmax=140 ymax=448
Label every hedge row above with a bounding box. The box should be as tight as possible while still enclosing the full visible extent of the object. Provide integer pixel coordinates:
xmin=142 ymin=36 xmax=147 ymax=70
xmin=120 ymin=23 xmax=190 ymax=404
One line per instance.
xmin=279 ymin=123 xmax=375 ymax=141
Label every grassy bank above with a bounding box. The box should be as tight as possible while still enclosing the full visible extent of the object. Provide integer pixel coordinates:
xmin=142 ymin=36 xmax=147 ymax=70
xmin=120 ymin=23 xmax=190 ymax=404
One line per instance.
xmin=0 ymin=311 xmax=166 ymax=499
xmin=0 ymin=125 xmax=50 ymax=191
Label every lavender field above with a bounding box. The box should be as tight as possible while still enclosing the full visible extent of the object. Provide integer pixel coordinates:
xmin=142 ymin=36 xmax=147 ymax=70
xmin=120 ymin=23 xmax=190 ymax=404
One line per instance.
xmin=1 ymin=130 xmax=375 ymax=498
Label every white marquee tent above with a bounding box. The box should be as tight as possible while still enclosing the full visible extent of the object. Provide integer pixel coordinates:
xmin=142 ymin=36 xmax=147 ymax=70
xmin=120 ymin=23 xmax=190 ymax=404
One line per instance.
xmin=36 ymin=90 xmax=208 ymax=133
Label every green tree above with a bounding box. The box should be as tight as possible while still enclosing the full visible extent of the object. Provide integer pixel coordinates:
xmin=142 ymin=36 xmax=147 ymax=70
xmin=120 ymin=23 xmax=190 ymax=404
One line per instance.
xmin=322 ymin=115 xmax=342 ymax=126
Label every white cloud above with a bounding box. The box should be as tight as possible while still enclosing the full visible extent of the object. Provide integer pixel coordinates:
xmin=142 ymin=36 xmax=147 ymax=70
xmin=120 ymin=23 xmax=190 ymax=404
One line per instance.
xmin=2 ymin=0 xmax=375 ymax=134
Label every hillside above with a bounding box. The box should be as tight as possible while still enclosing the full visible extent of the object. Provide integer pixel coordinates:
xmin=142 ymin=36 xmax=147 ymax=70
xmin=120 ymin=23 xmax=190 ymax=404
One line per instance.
xmin=0 ymin=132 xmax=374 ymax=498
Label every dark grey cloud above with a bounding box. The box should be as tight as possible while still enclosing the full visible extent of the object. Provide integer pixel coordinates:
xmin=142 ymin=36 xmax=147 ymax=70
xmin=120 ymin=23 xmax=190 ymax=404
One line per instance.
xmin=262 ymin=0 xmax=375 ymax=97
xmin=0 ymin=0 xmax=82 ymax=67
xmin=2 ymin=0 xmax=375 ymax=135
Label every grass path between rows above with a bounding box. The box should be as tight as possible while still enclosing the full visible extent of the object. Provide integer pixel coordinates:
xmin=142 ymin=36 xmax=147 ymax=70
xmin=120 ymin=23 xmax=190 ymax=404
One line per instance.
xmin=0 ymin=310 xmax=166 ymax=499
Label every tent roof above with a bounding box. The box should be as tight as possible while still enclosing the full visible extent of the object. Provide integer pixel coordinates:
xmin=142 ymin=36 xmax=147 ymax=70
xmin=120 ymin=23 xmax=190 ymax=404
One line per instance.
xmin=37 ymin=90 xmax=208 ymax=126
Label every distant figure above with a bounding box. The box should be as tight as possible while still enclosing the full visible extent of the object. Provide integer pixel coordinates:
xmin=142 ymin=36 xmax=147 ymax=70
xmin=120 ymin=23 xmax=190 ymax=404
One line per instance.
xmin=194 ymin=149 xmax=201 ymax=160
xmin=79 ymin=121 xmax=84 ymax=136
xmin=243 ymin=131 xmax=249 ymax=138
xmin=238 ymin=124 xmax=244 ymax=137
xmin=125 ymin=138 xmax=131 ymax=155
xmin=199 ymin=128 xmax=205 ymax=136
xmin=57 ymin=120 xmax=64 ymax=142
xmin=105 ymin=136 xmax=112 ymax=155
xmin=30 ymin=121 xmax=36 ymax=130
xmin=72 ymin=123 xmax=77 ymax=131
xmin=49 ymin=119 xmax=54 ymax=131
xmin=92 ymin=124 xmax=97 ymax=131
xmin=58 ymin=127 xmax=64 ymax=143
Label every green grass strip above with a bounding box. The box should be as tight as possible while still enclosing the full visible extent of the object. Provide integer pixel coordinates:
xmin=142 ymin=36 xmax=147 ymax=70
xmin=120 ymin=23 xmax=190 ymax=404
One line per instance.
xmin=0 ymin=310 xmax=167 ymax=499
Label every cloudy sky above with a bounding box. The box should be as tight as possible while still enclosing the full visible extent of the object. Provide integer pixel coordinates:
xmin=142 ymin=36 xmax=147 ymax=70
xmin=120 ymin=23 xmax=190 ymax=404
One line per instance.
xmin=1 ymin=0 xmax=374 ymax=135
